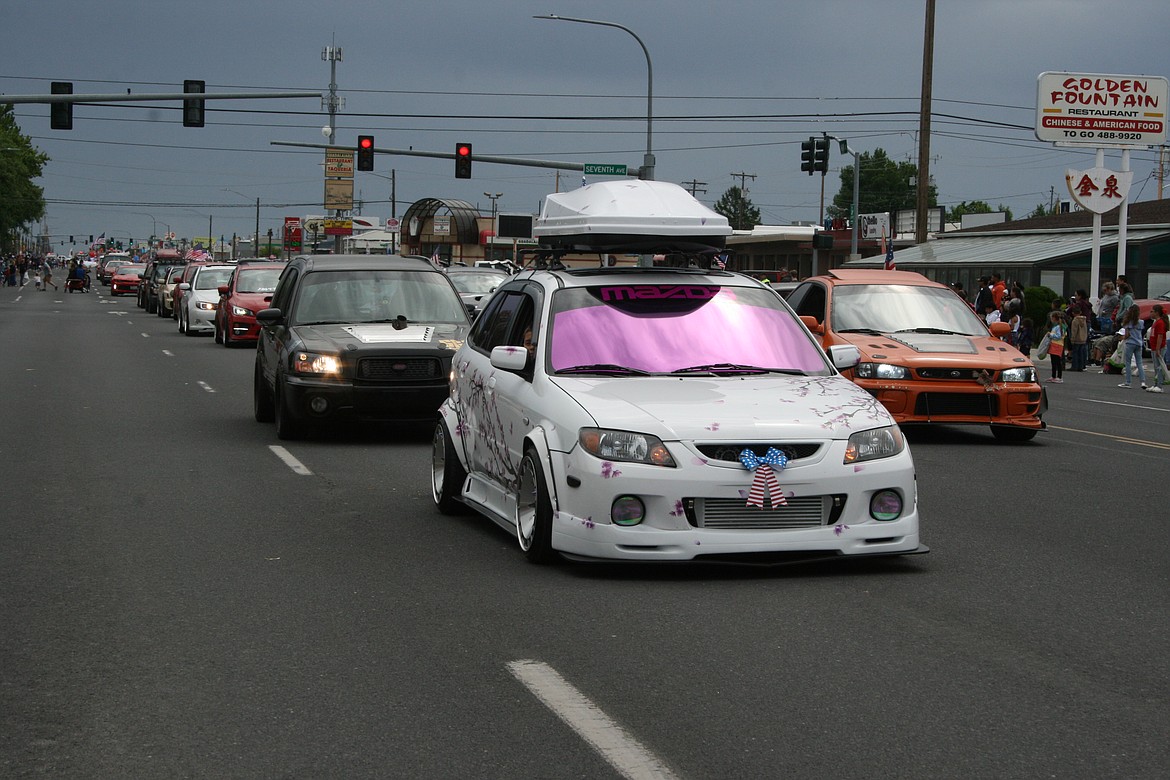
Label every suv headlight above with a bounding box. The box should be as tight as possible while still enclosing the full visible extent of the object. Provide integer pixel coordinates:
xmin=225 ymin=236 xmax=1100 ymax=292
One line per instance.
xmin=844 ymin=425 xmax=905 ymax=464
xmin=196 ymin=300 xmax=217 ymax=311
xmin=1001 ymin=367 xmax=1036 ymax=383
xmin=232 ymin=305 xmax=253 ymax=317
xmin=579 ymin=428 xmax=676 ymax=467
xmin=292 ymin=351 xmax=341 ymax=376
xmin=855 ymin=362 xmax=909 ymax=380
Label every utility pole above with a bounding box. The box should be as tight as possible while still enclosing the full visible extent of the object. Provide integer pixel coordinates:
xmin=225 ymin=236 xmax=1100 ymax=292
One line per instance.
xmin=916 ymin=0 xmax=936 ymax=245
xmin=323 ymin=42 xmax=344 ymax=253
xmin=681 ymin=179 xmax=707 ymax=197
xmin=729 ymin=172 xmax=756 ymax=231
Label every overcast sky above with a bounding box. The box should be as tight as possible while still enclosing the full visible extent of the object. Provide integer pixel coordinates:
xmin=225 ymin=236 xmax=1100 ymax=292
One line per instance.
xmin=4 ymin=0 xmax=1169 ymax=251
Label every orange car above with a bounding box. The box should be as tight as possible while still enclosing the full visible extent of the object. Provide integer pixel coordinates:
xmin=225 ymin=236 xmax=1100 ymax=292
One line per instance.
xmin=786 ymin=268 xmax=1046 ymax=442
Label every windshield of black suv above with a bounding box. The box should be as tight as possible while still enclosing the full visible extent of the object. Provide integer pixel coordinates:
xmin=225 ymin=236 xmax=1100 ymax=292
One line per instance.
xmin=292 ymin=269 xmax=468 ymax=326
xmin=831 ymin=283 xmax=990 ymax=335
xmin=547 ymin=284 xmax=830 ymax=375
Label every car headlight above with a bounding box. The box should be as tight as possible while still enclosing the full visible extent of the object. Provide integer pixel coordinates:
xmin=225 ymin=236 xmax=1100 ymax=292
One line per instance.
xmin=844 ymin=425 xmax=905 ymax=464
xmin=292 ymin=351 xmax=341 ymax=376
xmin=579 ymin=428 xmax=676 ymax=467
xmin=1001 ymin=367 xmax=1036 ymax=383
xmin=196 ymin=300 xmax=217 ymax=311
xmin=231 ymin=305 xmax=253 ymax=317
xmin=855 ymin=362 xmax=909 ymax=380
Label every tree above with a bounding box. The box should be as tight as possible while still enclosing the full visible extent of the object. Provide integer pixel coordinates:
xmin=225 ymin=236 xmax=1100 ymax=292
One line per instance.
xmin=1027 ymin=202 xmax=1060 ymax=219
xmin=713 ymin=186 xmax=760 ymax=231
xmin=828 ymin=148 xmax=936 ymax=221
xmin=947 ymin=200 xmax=1013 ymax=223
xmin=0 ymin=104 xmax=49 ymax=253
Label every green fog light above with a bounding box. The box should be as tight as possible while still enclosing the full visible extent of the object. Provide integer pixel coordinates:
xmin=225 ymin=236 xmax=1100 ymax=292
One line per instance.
xmin=870 ymin=490 xmax=903 ymax=521
xmin=611 ymin=496 xmax=645 ymax=526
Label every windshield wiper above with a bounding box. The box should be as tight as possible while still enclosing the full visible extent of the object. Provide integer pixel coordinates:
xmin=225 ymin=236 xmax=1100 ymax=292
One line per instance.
xmin=894 ymin=327 xmax=966 ymax=335
xmin=671 ymin=363 xmax=807 ymax=376
xmin=300 ymin=320 xmax=348 ymax=326
xmin=836 ymin=328 xmax=885 ymax=335
xmin=556 ymin=364 xmax=652 ymax=376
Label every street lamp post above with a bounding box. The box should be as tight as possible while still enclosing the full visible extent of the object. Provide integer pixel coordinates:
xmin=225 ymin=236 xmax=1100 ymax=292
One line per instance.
xmin=828 ymin=136 xmax=861 ymax=258
xmin=484 ymin=192 xmax=502 ymax=262
xmin=534 ymin=14 xmax=654 ymax=181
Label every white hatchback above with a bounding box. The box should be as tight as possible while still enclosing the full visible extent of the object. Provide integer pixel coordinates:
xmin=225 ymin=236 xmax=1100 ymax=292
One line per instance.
xmin=432 ymin=264 xmax=926 ymax=565
xmin=178 ymin=264 xmax=234 ymax=335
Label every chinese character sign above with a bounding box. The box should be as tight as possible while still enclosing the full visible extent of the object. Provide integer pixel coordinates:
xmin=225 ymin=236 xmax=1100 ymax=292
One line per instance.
xmin=1064 ymin=167 xmax=1133 ymax=214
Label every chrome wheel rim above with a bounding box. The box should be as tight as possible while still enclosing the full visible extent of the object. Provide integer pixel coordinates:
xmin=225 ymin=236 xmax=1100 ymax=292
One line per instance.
xmin=516 ymin=457 xmax=537 ymax=551
xmin=431 ymin=425 xmax=446 ymax=503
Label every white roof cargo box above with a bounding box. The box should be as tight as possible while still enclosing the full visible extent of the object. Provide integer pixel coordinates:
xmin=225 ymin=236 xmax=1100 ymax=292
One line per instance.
xmin=534 ymin=180 xmax=732 ymax=252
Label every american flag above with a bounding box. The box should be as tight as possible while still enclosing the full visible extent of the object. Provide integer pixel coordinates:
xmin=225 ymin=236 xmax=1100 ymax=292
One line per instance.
xmin=92 ymin=232 xmax=105 ymax=248
xmin=712 ymin=253 xmax=726 ymax=270
xmin=430 ymin=246 xmax=441 ymax=266
xmin=882 ymin=226 xmax=896 ymax=270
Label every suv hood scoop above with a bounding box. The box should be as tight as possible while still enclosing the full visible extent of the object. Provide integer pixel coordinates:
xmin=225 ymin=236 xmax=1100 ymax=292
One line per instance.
xmin=341 ymin=324 xmax=435 ymax=343
xmin=885 ymin=332 xmax=979 ymax=354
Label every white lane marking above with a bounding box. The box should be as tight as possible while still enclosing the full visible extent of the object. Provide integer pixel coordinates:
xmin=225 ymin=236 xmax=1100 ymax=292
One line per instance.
xmin=268 ymin=445 xmax=312 ymax=476
xmin=1081 ymin=397 xmax=1170 ymax=413
xmin=507 ymin=660 xmax=679 ymax=780
xmin=197 ymin=381 xmax=216 ymax=393
xmin=162 ymin=350 xmax=174 ymax=357
xmin=141 ymin=332 xmax=150 ymax=338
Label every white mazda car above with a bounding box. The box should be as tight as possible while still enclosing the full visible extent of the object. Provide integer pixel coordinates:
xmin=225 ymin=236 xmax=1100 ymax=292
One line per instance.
xmin=431 ymin=181 xmax=925 ymax=565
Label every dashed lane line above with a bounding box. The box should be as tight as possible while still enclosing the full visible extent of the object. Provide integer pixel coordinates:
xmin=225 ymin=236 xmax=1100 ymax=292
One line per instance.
xmin=507 ymin=659 xmax=679 ymax=780
xmin=268 ymin=446 xmax=312 ymax=476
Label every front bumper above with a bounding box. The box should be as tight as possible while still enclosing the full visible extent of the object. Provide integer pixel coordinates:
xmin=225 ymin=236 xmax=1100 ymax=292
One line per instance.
xmin=226 ymin=315 xmax=261 ymax=341
xmin=856 ymin=378 xmax=1045 ymax=429
xmin=188 ymin=304 xmax=218 ymax=331
xmin=281 ymin=375 xmax=450 ymax=424
xmin=545 ymin=439 xmax=922 ymax=562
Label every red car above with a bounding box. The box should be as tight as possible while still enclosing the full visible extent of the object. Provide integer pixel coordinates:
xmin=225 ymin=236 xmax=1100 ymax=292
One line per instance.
xmin=214 ymin=262 xmax=286 ymax=346
xmin=170 ymin=262 xmax=206 ymax=320
xmin=109 ymin=264 xmax=146 ymax=297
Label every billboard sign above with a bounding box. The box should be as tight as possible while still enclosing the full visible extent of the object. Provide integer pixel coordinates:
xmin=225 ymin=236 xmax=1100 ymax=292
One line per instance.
xmin=1036 ymin=72 xmax=1168 ymax=147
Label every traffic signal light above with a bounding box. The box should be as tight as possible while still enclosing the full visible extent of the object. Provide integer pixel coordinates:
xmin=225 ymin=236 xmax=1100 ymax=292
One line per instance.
xmin=813 ymin=137 xmax=830 ymax=173
xmin=455 ymin=143 xmax=472 ymax=179
xmin=51 ymin=81 xmax=73 ymax=130
xmin=357 ymin=135 xmax=375 ymax=171
xmin=800 ymin=137 xmax=815 ymax=175
xmin=183 ymin=80 xmax=205 ymax=127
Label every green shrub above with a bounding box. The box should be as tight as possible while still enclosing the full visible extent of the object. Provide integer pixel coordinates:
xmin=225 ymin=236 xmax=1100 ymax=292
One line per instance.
xmin=1025 ymin=286 xmax=1059 ymax=329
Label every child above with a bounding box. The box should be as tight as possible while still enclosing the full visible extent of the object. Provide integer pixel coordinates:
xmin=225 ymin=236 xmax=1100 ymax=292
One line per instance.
xmin=1147 ymin=304 xmax=1168 ymax=393
xmin=1044 ymin=310 xmax=1066 ymax=383
xmin=1116 ymin=304 xmax=1148 ymax=389
xmin=1016 ymin=317 xmax=1034 ymax=357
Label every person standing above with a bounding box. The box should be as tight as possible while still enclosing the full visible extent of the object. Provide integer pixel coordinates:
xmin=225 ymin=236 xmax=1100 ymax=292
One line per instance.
xmin=1116 ymin=304 xmax=1148 ymax=389
xmin=42 ymin=262 xmax=57 ymax=292
xmin=1071 ymin=297 xmax=1090 ymax=374
xmin=990 ymin=272 xmax=1007 ymax=309
xmin=1044 ymin=310 xmax=1066 ymax=383
xmin=1146 ymin=304 xmax=1168 ymax=393
xmin=1017 ymin=317 xmax=1034 ymax=358
xmin=1117 ymin=282 xmax=1135 ymax=323
xmin=1097 ymin=281 xmax=1120 ymax=335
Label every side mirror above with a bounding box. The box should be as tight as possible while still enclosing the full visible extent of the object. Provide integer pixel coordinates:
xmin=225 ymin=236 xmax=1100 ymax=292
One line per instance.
xmin=989 ymin=321 xmax=1011 ymax=337
xmin=828 ymin=344 xmax=861 ymax=370
xmin=490 ymin=345 xmax=529 ymax=372
xmin=217 ymin=284 xmax=229 ymax=295
xmin=178 ymin=282 xmax=190 ymax=291
xmin=256 ymin=308 xmax=283 ymax=325
xmin=800 ymin=315 xmax=824 ymax=335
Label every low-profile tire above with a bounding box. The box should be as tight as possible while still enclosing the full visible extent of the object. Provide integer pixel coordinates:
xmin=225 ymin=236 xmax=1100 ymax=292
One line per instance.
xmin=214 ymin=321 xmax=223 ymax=344
xmin=991 ymin=425 xmax=1038 ymax=443
xmin=253 ymin=360 xmax=275 ymax=422
xmin=223 ymin=323 xmax=233 ymax=347
xmin=273 ymin=377 xmax=304 ymax=440
xmin=178 ymin=309 xmax=186 ymax=333
xmin=432 ymin=420 xmax=471 ymax=515
xmin=516 ymin=448 xmax=557 ymax=564
xmin=146 ymin=297 xmax=156 ymax=314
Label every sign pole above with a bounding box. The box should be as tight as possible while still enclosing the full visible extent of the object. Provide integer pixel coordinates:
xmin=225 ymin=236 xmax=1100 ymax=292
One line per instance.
xmin=1118 ymin=148 xmax=1131 ymax=278
xmin=1091 ymin=148 xmax=1104 ymax=294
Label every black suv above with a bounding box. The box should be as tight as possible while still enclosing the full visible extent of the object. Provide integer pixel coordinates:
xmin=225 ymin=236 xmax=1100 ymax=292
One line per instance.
xmin=253 ymin=254 xmax=472 ymax=439
xmin=138 ymin=257 xmax=185 ymax=313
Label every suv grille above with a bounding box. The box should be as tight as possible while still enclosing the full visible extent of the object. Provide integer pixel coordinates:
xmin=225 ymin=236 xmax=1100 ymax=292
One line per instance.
xmin=358 ymin=357 xmax=441 ymax=382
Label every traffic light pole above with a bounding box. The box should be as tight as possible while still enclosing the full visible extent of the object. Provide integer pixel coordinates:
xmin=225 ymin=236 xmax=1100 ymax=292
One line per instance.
xmin=828 ymin=135 xmax=860 ymax=258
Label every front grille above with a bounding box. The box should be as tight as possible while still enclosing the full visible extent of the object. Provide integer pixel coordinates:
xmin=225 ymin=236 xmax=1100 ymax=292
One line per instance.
xmin=687 ymin=495 xmax=844 ymax=529
xmin=358 ymin=357 xmax=442 ymax=382
xmin=695 ymin=443 xmax=821 ymax=464
xmin=913 ymin=392 xmax=998 ymax=417
xmin=916 ymin=367 xmax=986 ymax=380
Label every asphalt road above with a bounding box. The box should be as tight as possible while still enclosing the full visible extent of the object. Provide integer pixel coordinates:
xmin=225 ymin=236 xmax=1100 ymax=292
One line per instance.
xmin=2 ymin=280 xmax=1168 ymax=779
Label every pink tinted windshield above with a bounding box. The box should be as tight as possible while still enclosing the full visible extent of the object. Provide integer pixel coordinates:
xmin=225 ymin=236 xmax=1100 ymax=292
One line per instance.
xmin=548 ymin=285 xmax=828 ymax=374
